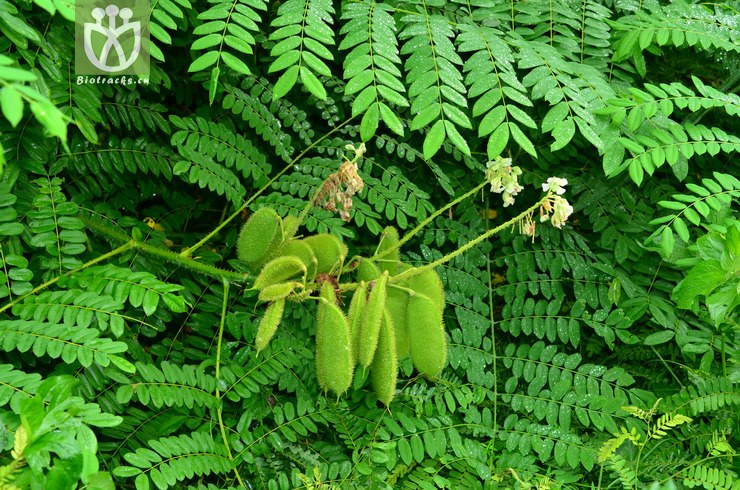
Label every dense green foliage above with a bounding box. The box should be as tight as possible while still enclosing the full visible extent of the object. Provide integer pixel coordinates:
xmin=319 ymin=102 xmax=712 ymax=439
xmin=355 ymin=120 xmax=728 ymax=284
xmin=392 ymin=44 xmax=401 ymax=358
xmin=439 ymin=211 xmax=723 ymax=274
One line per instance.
xmin=1 ymin=0 xmax=739 ymax=488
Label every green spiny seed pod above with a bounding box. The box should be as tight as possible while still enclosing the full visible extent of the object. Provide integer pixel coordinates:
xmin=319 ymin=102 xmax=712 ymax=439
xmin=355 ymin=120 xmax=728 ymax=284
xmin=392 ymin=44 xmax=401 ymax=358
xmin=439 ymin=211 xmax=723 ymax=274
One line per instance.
xmin=253 ymin=256 xmax=307 ymax=290
xmin=370 ymin=310 xmax=398 ymax=405
xmin=315 ymin=289 xmax=353 ymax=395
xmin=407 ymin=267 xmax=445 ymax=313
xmin=278 ymin=239 xmax=318 ymax=281
xmin=347 ymin=281 xmax=368 ymax=365
xmin=356 ymin=258 xmax=381 ymax=282
xmin=255 ymin=299 xmax=285 ymax=353
xmin=319 ymin=281 xmax=337 ymax=304
xmin=237 ymin=207 xmax=283 ymax=265
xmin=407 ymin=293 xmax=447 ymax=378
xmin=375 ymin=226 xmax=400 ymax=275
xmin=304 ymin=234 xmax=348 ymax=275
xmin=385 ymin=284 xmax=410 ymax=358
xmin=281 ymin=214 xmax=302 ymax=240
xmin=358 ymin=271 xmax=388 ymax=368
xmin=258 ymin=281 xmax=302 ymax=302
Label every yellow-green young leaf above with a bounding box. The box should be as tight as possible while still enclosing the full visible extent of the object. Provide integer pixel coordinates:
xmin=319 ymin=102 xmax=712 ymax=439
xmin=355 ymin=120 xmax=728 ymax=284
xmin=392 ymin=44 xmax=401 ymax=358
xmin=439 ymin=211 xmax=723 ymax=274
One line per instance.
xmin=660 ymin=226 xmax=675 ymax=258
xmin=487 ymin=124 xmax=509 ymax=159
xmin=629 ymin=159 xmax=644 ymax=186
xmin=273 ymin=65 xmax=299 ymax=99
xmin=379 ymin=102 xmax=404 ymax=137
xmin=303 ymin=234 xmax=347 ymax=274
xmin=253 ymin=256 xmax=307 ymax=290
xmin=220 ymin=52 xmax=251 ymax=75
xmin=258 ymin=281 xmax=302 ymax=302
xmin=237 ymin=207 xmax=283 ymax=264
xmin=408 ymin=293 xmax=447 ymax=378
xmin=444 ymin=120 xmax=470 ymax=156
xmin=347 ymin=282 xmax=368 ymax=365
xmin=255 ymin=299 xmax=285 ymax=353
xmin=208 ymin=66 xmax=220 ymax=105
xmin=673 ymin=217 xmax=690 ymax=243
xmin=1 ymin=87 xmax=23 ymax=127
xmin=356 ymin=258 xmax=381 ymax=282
xmin=300 ymin=66 xmax=327 ymax=100
xmin=278 ymin=239 xmax=317 ymax=280
xmin=406 ymin=268 xmax=445 ymax=314
xmin=315 ymin=296 xmax=353 ymax=395
xmin=30 ymin=99 xmax=68 ymax=149
xmin=370 ymin=310 xmax=398 ymax=405
xmin=423 ymin=120 xmax=445 ymax=160
xmin=386 ymin=285 xmax=410 ymax=358
xmin=359 ymin=271 xmax=388 ymax=367
xmin=375 ymin=226 xmax=399 ymax=275
xmin=360 ymin=103 xmax=379 ymax=141
xmin=188 ymin=51 xmax=219 ymax=72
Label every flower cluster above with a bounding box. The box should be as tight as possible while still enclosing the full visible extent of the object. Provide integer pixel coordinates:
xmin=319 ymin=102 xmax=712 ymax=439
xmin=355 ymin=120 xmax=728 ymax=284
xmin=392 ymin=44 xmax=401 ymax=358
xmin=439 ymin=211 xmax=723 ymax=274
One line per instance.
xmin=485 ymin=156 xmax=523 ymax=207
xmin=539 ymin=177 xmax=573 ymax=228
xmin=505 ymin=175 xmax=573 ymax=241
xmin=313 ymin=143 xmax=366 ymax=222
xmin=540 ymin=195 xmax=573 ymax=228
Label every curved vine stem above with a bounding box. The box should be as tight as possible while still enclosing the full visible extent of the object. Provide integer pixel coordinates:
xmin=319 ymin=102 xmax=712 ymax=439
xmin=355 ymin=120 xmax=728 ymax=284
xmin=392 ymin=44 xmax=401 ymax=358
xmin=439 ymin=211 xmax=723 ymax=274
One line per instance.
xmin=0 ymin=241 xmax=134 ymax=315
xmin=390 ymin=194 xmax=549 ymax=285
xmin=215 ymin=278 xmax=247 ymax=488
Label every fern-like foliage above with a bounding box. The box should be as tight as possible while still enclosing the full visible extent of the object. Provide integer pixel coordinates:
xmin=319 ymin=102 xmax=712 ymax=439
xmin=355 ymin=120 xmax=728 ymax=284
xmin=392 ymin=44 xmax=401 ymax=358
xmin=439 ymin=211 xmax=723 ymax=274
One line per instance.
xmin=171 ymin=115 xmax=272 ymax=201
xmin=268 ymin=0 xmax=335 ymax=100
xmin=457 ymin=21 xmax=534 ymax=159
xmin=598 ymin=78 xmax=740 ymax=185
xmin=113 ymin=432 xmax=233 ymax=489
xmin=189 ymin=0 xmax=266 ymax=102
xmin=611 ymin=0 xmax=740 ymax=67
xmin=340 ymin=1 xmax=407 ymax=140
xmin=1 ymin=0 xmax=738 ymax=488
xmin=648 ymin=171 xmax=740 ymax=257
xmin=400 ymin=3 xmax=472 ymax=159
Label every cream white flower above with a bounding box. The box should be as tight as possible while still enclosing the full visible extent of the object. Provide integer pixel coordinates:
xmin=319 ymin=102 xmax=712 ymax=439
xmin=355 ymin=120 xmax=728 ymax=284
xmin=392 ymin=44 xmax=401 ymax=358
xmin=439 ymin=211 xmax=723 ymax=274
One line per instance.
xmin=542 ymin=177 xmax=568 ymax=195
xmin=486 ymin=156 xmax=523 ymax=207
xmin=539 ymin=195 xmax=573 ymax=228
xmin=550 ymin=196 xmax=573 ymax=228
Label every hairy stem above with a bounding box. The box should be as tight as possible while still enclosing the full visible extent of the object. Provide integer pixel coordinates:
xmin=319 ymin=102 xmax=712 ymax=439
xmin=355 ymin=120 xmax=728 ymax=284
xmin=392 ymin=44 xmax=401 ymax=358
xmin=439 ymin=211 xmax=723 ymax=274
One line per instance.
xmin=391 ymin=194 xmax=549 ymax=285
xmin=215 ymin=279 xmax=246 ymax=488
xmin=80 ymin=213 xmax=249 ymax=284
xmin=0 ymin=241 xmax=134 ymax=315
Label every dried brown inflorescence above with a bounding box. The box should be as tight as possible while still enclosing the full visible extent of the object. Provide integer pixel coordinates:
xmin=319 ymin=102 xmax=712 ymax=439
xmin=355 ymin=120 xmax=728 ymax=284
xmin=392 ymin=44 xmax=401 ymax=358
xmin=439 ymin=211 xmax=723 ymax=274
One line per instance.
xmin=313 ymin=143 xmax=366 ymax=222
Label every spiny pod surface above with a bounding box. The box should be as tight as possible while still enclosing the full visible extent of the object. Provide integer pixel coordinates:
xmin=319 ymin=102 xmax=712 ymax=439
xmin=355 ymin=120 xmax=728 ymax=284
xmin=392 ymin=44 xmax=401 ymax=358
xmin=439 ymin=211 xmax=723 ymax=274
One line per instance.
xmin=278 ymin=239 xmax=318 ymax=280
xmin=315 ymin=283 xmax=353 ymax=395
xmin=375 ymin=226 xmax=400 ymax=275
xmin=304 ymin=234 xmax=347 ymax=275
xmin=407 ymin=292 xmax=447 ymax=378
xmin=407 ymin=267 xmax=445 ymax=313
xmin=258 ymin=281 xmax=302 ymax=302
xmin=346 ymin=281 xmax=368 ymax=365
xmin=385 ymin=284 xmax=410 ymax=358
xmin=255 ymin=299 xmax=285 ymax=353
xmin=281 ymin=214 xmax=302 ymax=240
xmin=358 ymin=271 xmax=388 ymax=368
xmin=253 ymin=256 xmax=307 ymax=290
xmin=237 ymin=207 xmax=283 ymax=265
xmin=370 ymin=310 xmax=398 ymax=405
xmin=356 ymin=258 xmax=381 ymax=282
